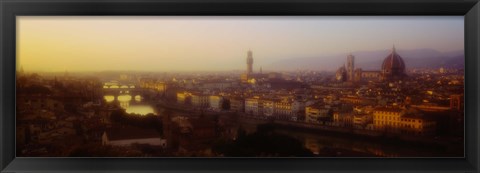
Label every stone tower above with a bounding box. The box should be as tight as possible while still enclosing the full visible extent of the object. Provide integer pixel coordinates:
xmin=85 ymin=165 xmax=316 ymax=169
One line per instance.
xmin=347 ymin=53 xmax=355 ymax=81
xmin=247 ymin=50 xmax=253 ymax=74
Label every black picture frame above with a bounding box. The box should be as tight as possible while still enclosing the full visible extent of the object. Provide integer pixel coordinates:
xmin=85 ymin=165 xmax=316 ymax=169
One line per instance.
xmin=1 ymin=0 xmax=479 ymax=172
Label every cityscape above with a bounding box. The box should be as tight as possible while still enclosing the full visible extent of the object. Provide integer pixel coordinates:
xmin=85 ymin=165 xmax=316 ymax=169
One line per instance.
xmin=16 ymin=17 xmax=464 ymax=157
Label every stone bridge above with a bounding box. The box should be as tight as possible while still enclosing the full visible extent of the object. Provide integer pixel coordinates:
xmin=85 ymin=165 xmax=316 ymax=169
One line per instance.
xmin=102 ymin=82 xmax=144 ymax=98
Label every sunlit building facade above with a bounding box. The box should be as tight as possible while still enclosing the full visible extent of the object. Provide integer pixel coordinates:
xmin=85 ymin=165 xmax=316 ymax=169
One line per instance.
xmin=176 ymin=92 xmax=191 ymax=105
xmin=191 ymin=93 xmax=209 ymax=108
xmin=229 ymin=97 xmax=245 ymax=112
xmin=373 ymin=107 xmax=436 ymax=136
xmin=245 ymin=97 xmax=261 ymax=116
xmin=274 ymin=100 xmax=294 ymax=120
xmin=261 ymin=99 xmax=275 ymax=117
xmin=209 ymin=95 xmax=223 ymax=111
xmin=305 ymin=104 xmax=331 ymax=123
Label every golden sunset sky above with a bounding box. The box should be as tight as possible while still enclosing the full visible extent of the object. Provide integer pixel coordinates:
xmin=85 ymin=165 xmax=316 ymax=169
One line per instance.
xmin=17 ymin=16 xmax=464 ymax=72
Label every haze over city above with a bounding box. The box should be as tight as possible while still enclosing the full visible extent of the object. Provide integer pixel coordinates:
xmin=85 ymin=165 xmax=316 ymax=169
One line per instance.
xmin=17 ymin=16 xmax=463 ymax=72
xmin=16 ymin=16 xmax=465 ymax=157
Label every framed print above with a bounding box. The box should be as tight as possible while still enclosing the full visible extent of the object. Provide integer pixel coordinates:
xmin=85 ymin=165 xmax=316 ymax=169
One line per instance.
xmin=1 ymin=0 xmax=479 ymax=172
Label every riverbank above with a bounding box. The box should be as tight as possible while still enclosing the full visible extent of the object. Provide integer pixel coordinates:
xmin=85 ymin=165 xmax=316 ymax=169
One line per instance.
xmin=238 ymin=115 xmax=463 ymax=153
xmin=152 ymin=101 xmax=463 ymax=157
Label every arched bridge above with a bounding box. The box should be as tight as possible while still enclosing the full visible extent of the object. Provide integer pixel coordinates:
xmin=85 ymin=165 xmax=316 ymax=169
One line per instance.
xmin=102 ymin=82 xmax=144 ymax=97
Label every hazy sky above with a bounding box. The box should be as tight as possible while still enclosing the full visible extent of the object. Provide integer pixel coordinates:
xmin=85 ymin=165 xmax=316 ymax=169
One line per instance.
xmin=17 ymin=16 xmax=464 ymax=72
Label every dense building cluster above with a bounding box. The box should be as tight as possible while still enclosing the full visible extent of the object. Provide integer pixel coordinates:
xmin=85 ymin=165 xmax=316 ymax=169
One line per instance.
xmin=173 ymin=49 xmax=463 ymax=137
xmin=15 ymin=48 xmax=464 ymax=157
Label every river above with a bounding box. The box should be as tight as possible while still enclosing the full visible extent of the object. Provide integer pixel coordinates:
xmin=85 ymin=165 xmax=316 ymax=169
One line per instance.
xmin=103 ymin=94 xmax=157 ymax=115
xmin=102 ymin=94 xmax=462 ymax=157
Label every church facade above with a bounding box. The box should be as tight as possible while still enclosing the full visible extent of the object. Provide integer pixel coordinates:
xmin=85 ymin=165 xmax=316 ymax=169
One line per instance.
xmin=336 ymin=46 xmax=407 ymax=82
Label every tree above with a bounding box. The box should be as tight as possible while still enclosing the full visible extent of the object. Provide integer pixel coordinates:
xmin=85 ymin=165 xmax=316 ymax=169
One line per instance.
xmin=215 ymin=124 xmax=313 ymax=157
xmin=222 ymin=99 xmax=231 ymax=110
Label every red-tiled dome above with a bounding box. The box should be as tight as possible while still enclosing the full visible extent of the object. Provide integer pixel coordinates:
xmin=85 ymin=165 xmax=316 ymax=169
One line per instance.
xmin=382 ymin=46 xmax=406 ymax=76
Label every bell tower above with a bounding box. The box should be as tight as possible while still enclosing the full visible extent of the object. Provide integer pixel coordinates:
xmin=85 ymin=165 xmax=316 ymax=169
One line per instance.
xmin=247 ymin=50 xmax=253 ymax=74
xmin=347 ymin=53 xmax=355 ymax=81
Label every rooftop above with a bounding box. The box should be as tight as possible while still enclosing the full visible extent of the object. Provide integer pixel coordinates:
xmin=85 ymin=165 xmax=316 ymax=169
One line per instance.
xmin=374 ymin=107 xmax=404 ymax=113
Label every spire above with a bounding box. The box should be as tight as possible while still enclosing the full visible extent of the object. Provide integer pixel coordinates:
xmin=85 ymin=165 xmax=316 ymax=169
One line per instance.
xmin=389 ymin=45 xmax=396 ymax=66
xmin=390 ymin=46 xmax=395 ymax=65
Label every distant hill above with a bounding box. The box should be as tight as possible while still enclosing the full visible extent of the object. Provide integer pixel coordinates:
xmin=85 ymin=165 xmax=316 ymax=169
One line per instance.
xmin=266 ymin=49 xmax=464 ymax=71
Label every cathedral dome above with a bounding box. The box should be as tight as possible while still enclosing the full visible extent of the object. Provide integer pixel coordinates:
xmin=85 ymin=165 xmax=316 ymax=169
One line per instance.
xmin=381 ymin=46 xmax=406 ymax=79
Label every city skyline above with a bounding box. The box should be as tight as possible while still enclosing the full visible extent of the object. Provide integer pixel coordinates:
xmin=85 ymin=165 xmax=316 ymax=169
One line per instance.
xmin=16 ymin=17 xmax=465 ymax=157
xmin=17 ymin=16 xmax=463 ymax=72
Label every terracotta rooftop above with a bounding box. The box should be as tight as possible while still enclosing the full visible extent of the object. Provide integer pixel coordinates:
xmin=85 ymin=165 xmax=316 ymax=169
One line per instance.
xmin=381 ymin=46 xmax=406 ymax=72
xmin=373 ymin=107 xmax=404 ymax=113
